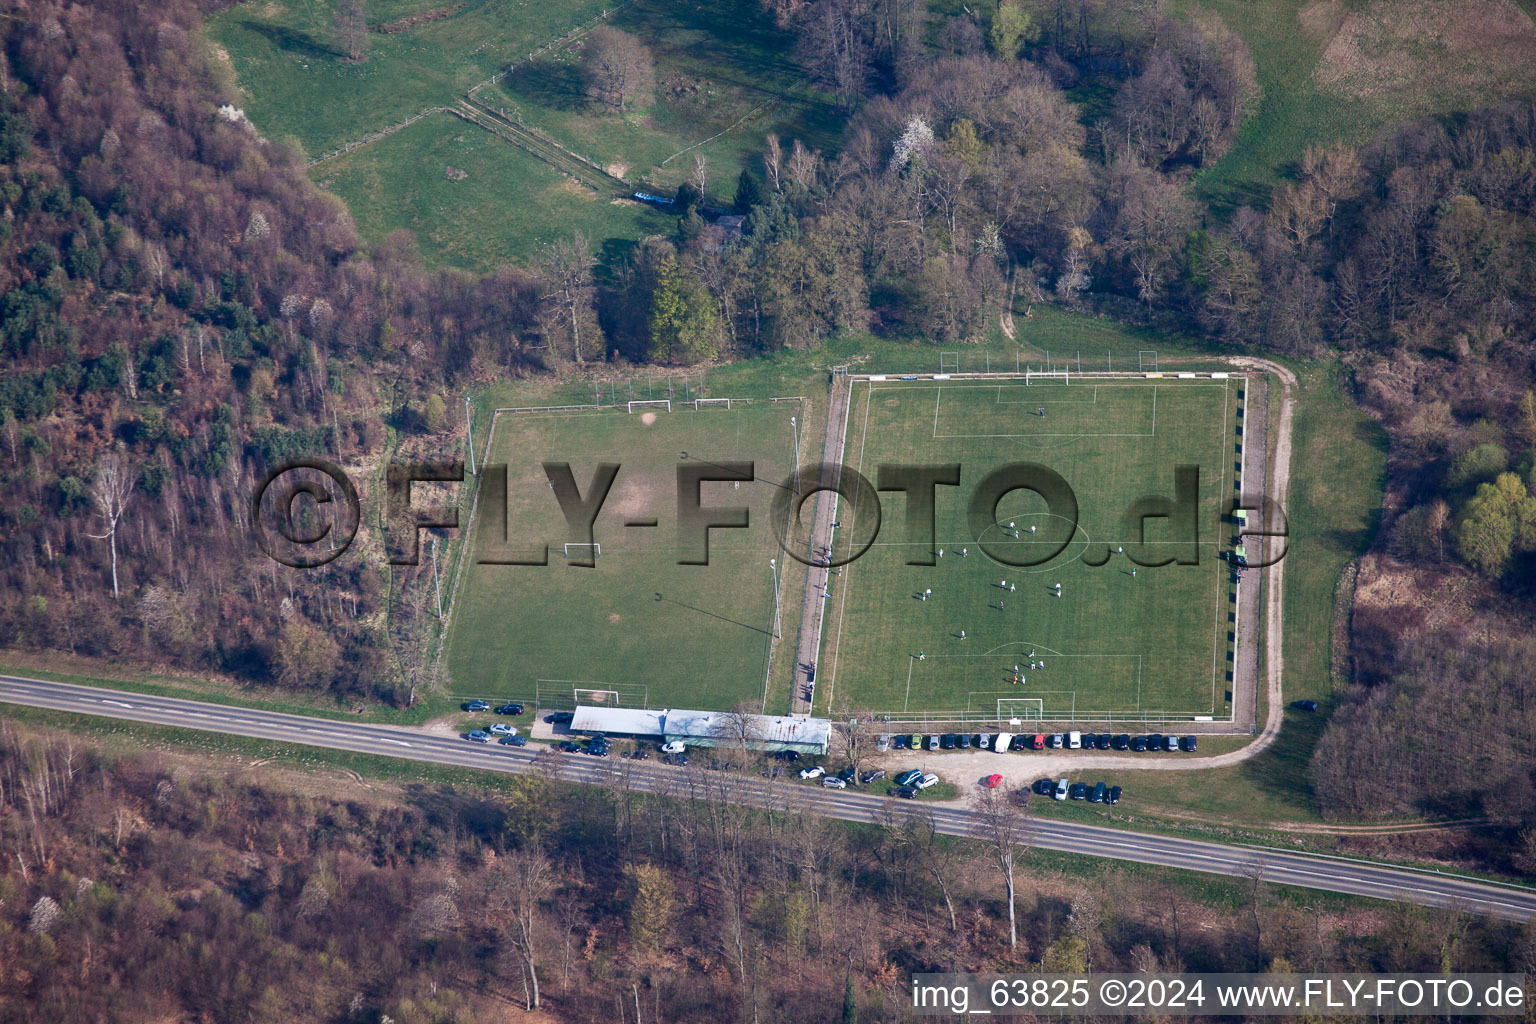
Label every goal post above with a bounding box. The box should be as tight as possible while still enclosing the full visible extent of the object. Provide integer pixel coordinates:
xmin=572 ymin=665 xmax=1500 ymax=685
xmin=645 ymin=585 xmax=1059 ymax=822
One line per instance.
xmin=562 ymin=542 xmax=601 ymax=559
xmin=1025 ymin=370 xmax=1070 ymax=385
xmin=573 ymin=686 xmax=621 ymax=706
xmin=939 ymin=351 xmax=961 ymax=373
xmin=694 ymin=397 xmax=734 ymax=410
xmin=570 ymin=682 xmax=650 ymax=708
xmin=627 ymin=399 xmax=671 ymax=414
xmin=997 ymin=697 xmax=1044 ymax=721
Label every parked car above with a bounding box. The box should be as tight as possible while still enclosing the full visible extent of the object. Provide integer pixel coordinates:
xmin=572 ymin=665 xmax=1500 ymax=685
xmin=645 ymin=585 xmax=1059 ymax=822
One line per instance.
xmin=822 ymin=776 xmax=847 ymax=789
xmin=499 ymin=734 xmax=528 ymax=747
xmin=1107 ymin=785 xmax=1122 ymax=805
xmin=1032 ymin=733 xmax=1046 ymax=750
xmin=940 ymin=733 xmax=957 ymax=750
xmin=1053 ymin=778 xmax=1070 ymax=801
xmin=860 ymin=769 xmax=886 ymax=785
xmin=876 ymin=733 xmax=891 ymax=752
xmin=974 ymin=733 xmax=991 ymax=750
xmin=1181 ymin=735 xmax=1198 ymax=752
xmin=837 ymin=766 xmax=857 ymax=783
xmin=1067 ymin=731 xmax=1082 ymax=749
xmin=1131 ymin=736 xmax=1149 ymax=752
xmin=546 ymin=711 xmax=574 ymax=725
xmin=1291 ymin=699 xmax=1319 ymax=712
xmin=800 ymin=765 xmax=826 ymax=779
xmin=494 ymin=703 xmax=524 ymax=715
xmin=957 ymin=733 xmax=971 ymax=749
xmin=895 ymin=769 xmax=924 ymax=787
xmin=1164 ymin=734 xmax=1181 ymax=751
xmin=1033 ymin=778 xmax=1056 ymax=796
xmin=586 ymin=741 xmax=609 ymax=757
xmin=1011 ymin=734 xmax=1030 ymax=751
xmin=1090 ymin=782 xmax=1107 ymax=803
xmin=1069 ymin=782 xmax=1088 ymax=800
xmin=463 ymin=701 xmax=491 ymax=712
xmin=486 ymin=723 xmax=513 ymax=736
xmin=909 ymin=734 xmax=923 ymax=749
xmin=915 ymin=773 xmax=940 ymax=790
xmin=1097 ymin=734 xmax=1113 ymax=749
xmin=1081 ymin=733 xmax=1097 ymax=750
xmin=1047 ymin=733 xmax=1064 ymax=749
xmin=926 ymin=734 xmax=940 ymax=751
xmin=466 ymin=730 xmax=492 ymax=743
xmin=661 ymin=740 xmax=687 ymax=754
xmin=982 ymin=773 xmax=1003 ymax=788
xmin=890 ymin=786 xmax=918 ymax=799
xmin=1148 ymin=733 xmax=1165 ymax=751
xmin=556 ymin=741 xmax=580 ymax=752
xmin=1112 ymin=734 xmax=1131 ymax=750
xmin=892 ymin=734 xmax=909 ymax=750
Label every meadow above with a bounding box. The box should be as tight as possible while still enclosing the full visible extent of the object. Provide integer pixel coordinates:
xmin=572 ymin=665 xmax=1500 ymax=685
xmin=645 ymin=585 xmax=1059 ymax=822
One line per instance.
xmin=445 ymin=398 xmax=804 ymax=712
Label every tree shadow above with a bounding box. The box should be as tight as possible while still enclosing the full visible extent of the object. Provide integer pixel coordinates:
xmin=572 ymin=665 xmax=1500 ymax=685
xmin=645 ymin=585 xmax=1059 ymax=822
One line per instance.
xmin=503 ymin=59 xmax=586 ymax=114
xmin=238 ymin=20 xmax=339 ymax=61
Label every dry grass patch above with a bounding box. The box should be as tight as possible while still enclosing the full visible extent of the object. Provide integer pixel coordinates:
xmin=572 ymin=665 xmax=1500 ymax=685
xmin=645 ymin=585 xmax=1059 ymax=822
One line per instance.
xmin=1314 ymin=0 xmax=1536 ymax=106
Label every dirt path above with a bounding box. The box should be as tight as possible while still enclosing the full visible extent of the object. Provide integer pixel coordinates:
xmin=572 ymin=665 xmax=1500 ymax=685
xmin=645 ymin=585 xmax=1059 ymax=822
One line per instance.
xmin=791 ymin=375 xmax=851 ymax=715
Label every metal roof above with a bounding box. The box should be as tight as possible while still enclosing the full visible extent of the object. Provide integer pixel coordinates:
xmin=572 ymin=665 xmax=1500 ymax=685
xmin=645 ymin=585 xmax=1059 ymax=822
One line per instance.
xmin=662 ymin=709 xmax=832 ymax=749
xmin=569 ymin=706 xmax=667 ymax=736
xmin=564 ymin=706 xmax=832 ymax=751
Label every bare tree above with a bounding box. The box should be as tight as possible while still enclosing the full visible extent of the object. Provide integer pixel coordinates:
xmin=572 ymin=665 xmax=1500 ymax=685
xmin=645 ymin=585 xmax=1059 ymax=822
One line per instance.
xmin=487 ymin=847 xmax=555 ymax=1009
xmin=975 ymin=782 xmax=1030 ymax=950
xmin=538 ymin=231 xmax=599 ymax=364
xmin=332 ymin=0 xmax=369 ymax=63
xmin=689 ymin=152 xmax=710 ymax=193
xmin=581 ymin=27 xmax=654 ymax=113
xmin=85 ymin=453 xmax=133 ymax=599
xmin=764 ymin=134 xmax=785 ymax=192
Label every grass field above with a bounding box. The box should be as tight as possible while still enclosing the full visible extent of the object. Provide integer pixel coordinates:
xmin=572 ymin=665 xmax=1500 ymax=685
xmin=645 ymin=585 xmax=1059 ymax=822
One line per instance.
xmin=205 ymin=0 xmax=613 ymax=156
xmin=446 ymin=398 xmax=804 ymax=711
xmin=476 ymin=0 xmax=841 ymax=194
xmin=1189 ymin=0 xmax=1536 ymax=211
xmin=818 ymin=376 xmax=1242 ymax=722
xmin=311 ymin=115 xmax=674 ymax=270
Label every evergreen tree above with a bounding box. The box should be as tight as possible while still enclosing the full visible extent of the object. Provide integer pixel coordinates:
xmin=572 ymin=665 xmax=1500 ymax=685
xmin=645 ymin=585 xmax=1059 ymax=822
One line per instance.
xmin=734 ymin=168 xmax=764 ymax=213
xmin=647 ymin=253 xmax=720 ymax=364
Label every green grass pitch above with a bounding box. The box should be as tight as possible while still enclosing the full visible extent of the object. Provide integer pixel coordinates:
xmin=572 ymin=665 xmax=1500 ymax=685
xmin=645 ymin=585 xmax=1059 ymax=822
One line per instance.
xmin=446 ymin=399 xmax=801 ymax=711
xmin=817 ymin=376 xmax=1243 ymax=723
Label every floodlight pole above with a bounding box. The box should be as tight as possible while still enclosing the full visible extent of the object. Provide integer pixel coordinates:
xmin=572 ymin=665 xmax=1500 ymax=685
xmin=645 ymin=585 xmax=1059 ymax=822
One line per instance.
xmin=464 ymin=396 xmax=476 ymax=476
xmin=770 ymin=558 xmax=782 ymax=639
xmin=790 ymin=416 xmax=800 ymax=495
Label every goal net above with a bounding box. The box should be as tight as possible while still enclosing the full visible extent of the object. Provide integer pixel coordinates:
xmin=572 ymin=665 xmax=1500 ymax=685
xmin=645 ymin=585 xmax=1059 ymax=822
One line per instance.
xmin=573 ymin=687 xmax=621 ymax=706
xmin=997 ymin=697 xmax=1044 ymax=722
xmin=570 ymin=682 xmax=650 ymax=708
xmin=695 ymin=398 xmax=735 ymax=410
xmin=627 ymin=400 xmax=671 ymax=413
xmin=1025 ymin=371 xmax=1070 ymax=386
xmin=562 ymin=542 xmax=601 ymax=559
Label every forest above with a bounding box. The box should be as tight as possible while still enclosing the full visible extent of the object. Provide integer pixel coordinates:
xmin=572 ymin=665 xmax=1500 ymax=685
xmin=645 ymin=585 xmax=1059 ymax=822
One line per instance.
xmin=3 ymin=720 xmax=1534 ymax=1023
xmin=0 ymin=0 xmax=1534 ymax=899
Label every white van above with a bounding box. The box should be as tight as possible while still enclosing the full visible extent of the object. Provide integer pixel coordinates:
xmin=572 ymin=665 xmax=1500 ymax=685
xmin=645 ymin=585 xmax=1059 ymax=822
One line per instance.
xmin=1067 ymin=730 xmax=1082 ymax=749
xmin=660 ymin=740 xmax=687 ymax=754
xmin=995 ymin=732 xmax=1014 ymax=753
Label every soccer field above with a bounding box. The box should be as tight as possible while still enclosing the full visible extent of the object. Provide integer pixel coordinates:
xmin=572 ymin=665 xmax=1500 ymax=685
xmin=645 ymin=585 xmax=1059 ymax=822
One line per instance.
xmin=446 ymin=399 xmax=802 ymax=712
xmin=818 ymin=375 xmax=1245 ymax=725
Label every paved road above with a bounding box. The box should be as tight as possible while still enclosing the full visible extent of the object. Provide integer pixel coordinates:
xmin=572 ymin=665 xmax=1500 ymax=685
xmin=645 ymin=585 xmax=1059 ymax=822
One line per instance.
xmin=4 ymin=674 xmax=1534 ymax=921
